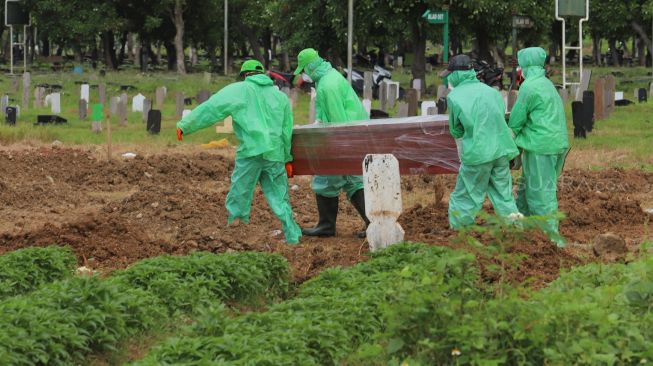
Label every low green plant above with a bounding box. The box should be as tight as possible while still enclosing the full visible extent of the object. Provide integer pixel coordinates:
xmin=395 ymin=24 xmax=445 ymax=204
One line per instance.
xmin=0 ymin=246 xmax=77 ymax=299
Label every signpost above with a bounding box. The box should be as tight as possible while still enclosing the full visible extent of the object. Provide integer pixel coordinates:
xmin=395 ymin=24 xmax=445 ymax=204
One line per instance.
xmin=422 ymin=10 xmax=449 ymax=64
xmin=555 ymin=0 xmax=589 ymax=90
xmin=5 ymin=0 xmax=30 ymax=74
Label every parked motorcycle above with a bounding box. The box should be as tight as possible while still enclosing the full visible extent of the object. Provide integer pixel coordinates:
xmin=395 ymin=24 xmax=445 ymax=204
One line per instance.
xmin=472 ymin=59 xmax=505 ymax=90
xmin=343 ymin=65 xmax=398 ymax=99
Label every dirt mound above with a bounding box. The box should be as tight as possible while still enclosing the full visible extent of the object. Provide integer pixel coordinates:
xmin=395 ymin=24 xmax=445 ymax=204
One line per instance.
xmin=0 ymin=147 xmax=651 ymax=285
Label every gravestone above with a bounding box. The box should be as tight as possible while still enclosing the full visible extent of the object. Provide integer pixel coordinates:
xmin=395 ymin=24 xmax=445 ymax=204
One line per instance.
xmin=412 ymin=79 xmax=422 ymax=99
xmin=638 ymin=88 xmax=647 ymax=103
xmin=142 ymin=99 xmax=151 ymax=122
xmin=182 ymin=109 xmax=192 ymax=118
xmin=118 ymin=100 xmax=128 ymax=126
xmin=363 ymin=72 xmax=373 ymax=101
xmin=397 ymin=102 xmax=409 ymax=118
xmin=363 ymin=154 xmax=404 ymax=251
xmin=22 ymin=72 xmax=30 ymax=109
xmin=2 ymin=95 xmax=10 ymax=113
xmin=388 ymin=83 xmax=398 ymax=109
xmin=570 ymin=85 xmax=579 ymax=102
xmin=308 ymin=87 xmax=317 ymax=123
xmin=155 ymin=87 xmax=166 ymax=109
xmin=91 ymin=103 xmax=103 ymax=133
xmin=558 ymin=88 xmax=569 ymax=104
xmin=576 ymin=70 xmax=592 ymax=101
xmin=420 ymin=101 xmax=436 ymax=116
xmin=594 ymin=78 xmax=605 ymax=120
xmin=11 ymin=78 xmax=18 ymax=93
xmin=110 ymin=96 xmax=120 ymax=116
xmin=175 ymin=92 xmax=185 ymax=118
xmin=437 ymin=85 xmax=448 ymax=100
xmin=379 ymin=82 xmax=388 ymax=112
xmin=34 ymin=87 xmax=45 ymax=108
xmin=362 ymin=99 xmax=372 ymax=117
xmin=147 ymin=110 xmax=161 ymax=134
xmin=5 ymin=107 xmax=17 ymax=125
xmin=605 ymin=75 xmax=616 ymax=114
xmin=507 ymin=90 xmax=518 ymax=112
xmin=79 ymin=99 xmax=87 ymax=120
xmin=50 ymin=93 xmax=61 ymax=114
xmin=98 ymin=84 xmax=106 ymax=105
xmin=405 ymin=89 xmax=419 ymax=116
xmin=582 ymin=91 xmax=595 ymax=132
xmin=132 ymin=93 xmax=145 ymax=112
xmin=80 ymin=83 xmax=90 ymax=103
xmin=120 ymin=93 xmax=128 ymax=107
xmin=571 ymin=101 xmax=586 ymax=138
xmin=196 ymin=90 xmax=211 ymax=104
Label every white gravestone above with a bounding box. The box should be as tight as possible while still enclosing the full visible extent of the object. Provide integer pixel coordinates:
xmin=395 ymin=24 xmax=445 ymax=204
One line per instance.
xmin=363 ymin=154 xmax=405 ymax=251
xmin=50 ymin=93 xmax=61 ymax=114
xmin=362 ymin=99 xmax=372 ymax=118
xmin=80 ymin=84 xmax=90 ymax=103
xmin=421 ymin=101 xmax=437 ymax=116
xmin=132 ymin=93 xmax=145 ymax=112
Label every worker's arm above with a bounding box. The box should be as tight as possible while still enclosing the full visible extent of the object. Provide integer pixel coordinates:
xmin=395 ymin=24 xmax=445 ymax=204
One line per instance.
xmin=176 ymin=84 xmax=244 ymax=135
xmin=447 ymin=97 xmax=464 ymax=139
xmin=282 ymin=99 xmax=294 ymax=162
xmin=508 ymin=86 xmax=531 ymax=136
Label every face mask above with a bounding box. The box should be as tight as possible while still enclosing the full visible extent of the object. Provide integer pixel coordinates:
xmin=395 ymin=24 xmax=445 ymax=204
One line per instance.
xmin=448 ymin=81 xmax=454 ymax=91
xmin=302 ymin=73 xmax=313 ymax=83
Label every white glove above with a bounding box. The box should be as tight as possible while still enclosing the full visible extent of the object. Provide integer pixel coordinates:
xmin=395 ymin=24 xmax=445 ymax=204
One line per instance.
xmin=455 ymin=138 xmax=463 ymax=160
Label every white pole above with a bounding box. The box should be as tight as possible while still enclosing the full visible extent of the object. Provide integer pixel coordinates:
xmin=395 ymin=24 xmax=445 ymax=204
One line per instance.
xmin=10 ymin=26 xmax=14 ymax=75
xmin=224 ymin=0 xmax=228 ymax=76
xmin=347 ymin=0 xmax=353 ymax=84
xmin=23 ymin=25 xmax=27 ymax=72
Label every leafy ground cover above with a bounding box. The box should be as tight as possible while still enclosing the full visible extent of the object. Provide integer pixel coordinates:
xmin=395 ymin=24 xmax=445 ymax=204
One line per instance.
xmin=0 ymin=245 xmax=77 ymax=299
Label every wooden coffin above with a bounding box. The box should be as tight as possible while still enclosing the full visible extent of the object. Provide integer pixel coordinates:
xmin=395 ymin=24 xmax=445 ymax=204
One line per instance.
xmin=291 ymin=115 xmax=460 ymax=176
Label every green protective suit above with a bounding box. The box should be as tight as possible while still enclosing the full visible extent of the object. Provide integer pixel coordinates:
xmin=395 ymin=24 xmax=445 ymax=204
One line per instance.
xmin=508 ymin=47 xmax=570 ymax=246
xmin=446 ymin=69 xmax=520 ymax=229
xmin=176 ymin=74 xmax=301 ymax=244
xmin=305 ymin=58 xmax=368 ymax=199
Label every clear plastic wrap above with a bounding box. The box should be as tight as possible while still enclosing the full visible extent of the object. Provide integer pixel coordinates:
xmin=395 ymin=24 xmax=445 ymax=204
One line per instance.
xmin=292 ymin=115 xmax=460 ymax=175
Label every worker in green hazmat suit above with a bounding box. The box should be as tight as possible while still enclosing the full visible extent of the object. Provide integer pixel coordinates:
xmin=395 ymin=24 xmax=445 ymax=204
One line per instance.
xmin=509 ymin=47 xmax=569 ymax=247
xmin=443 ymin=54 xmax=521 ymax=229
xmin=176 ymin=60 xmax=301 ymax=244
xmin=293 ymin=48 xmax=370 ymax=238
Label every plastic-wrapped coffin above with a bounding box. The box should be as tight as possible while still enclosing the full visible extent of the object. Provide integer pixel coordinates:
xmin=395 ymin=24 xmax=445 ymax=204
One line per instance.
xmin=291 ymin=115 xmax=459 ymax=176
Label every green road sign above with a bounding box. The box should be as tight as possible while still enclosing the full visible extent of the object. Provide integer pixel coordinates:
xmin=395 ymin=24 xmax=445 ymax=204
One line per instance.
xmin=558 ymin=0 xmax=587 ymax=17
xmin=422 ymin=10 xmax=449 ymax=63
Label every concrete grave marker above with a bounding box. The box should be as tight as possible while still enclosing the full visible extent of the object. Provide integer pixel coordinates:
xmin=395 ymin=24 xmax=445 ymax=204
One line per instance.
xmin=215 ymin=116 xmax=234 ymax=133
xmin=594 ymin=78 xmax=605 ymax=120
xmin=405 ymin=89 xmax=419 ymax=116
xmin=11 ymin=78 xmax=18 ymax=93
xmin=379 ymin=82 xmax=388 ymax=112
xmin=362 ymin=99 xmax=372 ymax=118
xmin=98 ymin=84 xmax=106 ymax=105
xmin=397 ymin=102 xmax=409 ymax=118
xmin=1 ymin=95 xmax=8 ymax=114
xmin=79 ymin=99 xmax=88 ymax=120
xmin=110 ymin=96 xmax=120 ymax=116
xmin=570 ymin=85 xmax=579 ymax=102
xmin=412 ymin=79 xmax=422 ymax=100
xmin=143 ymin=99 xmax=151 ymax=122
xmin=421 ymin=101 xmax=437 ymax=116
xmin=388 ymin=83 xmax=398 ymax=109
xmin=559 ymin=88 xmax=569 ymax=103
xmin=175 ymin=92 xmax=185 ymax=118
xmin=363 ymin=71 xmax=373 ymax=101
xmin=120 ymin=93 xmax=128 ymax=107
xmin=132 ymin=93 xmax=145 ymax=112
xmin=576 ymin=70 xmax=592 ymax=101
xmin=426 ymin=106 xmax=437 ymax=115
xmin=309 ymin=88 xmax=317 ymax=123
xmin=605 ymin=75 xmax=616 ymax=113
xmin=22 ymin=72 xmax=30 ymax=110
xmin=50 ymin=93 xmax=61 ymax=114
xmin=196 ymin=90 xmax=211 ymax=104
xmin=118 ymin=100 xmax=128 ymax=126
xmin=614 ymin=91 xmax=624 ymax=100
xmin=34 ymin=87 xmax=45 ymax=108
xmin=363 ymin=154 xmax=404 ymax=251
xmin=80 ymin=83 xmax=90 ymax=103
xmin=155 ymin=87 xmax=166 ymax=109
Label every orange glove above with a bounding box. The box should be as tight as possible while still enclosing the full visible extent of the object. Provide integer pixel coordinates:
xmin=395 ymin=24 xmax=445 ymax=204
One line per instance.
xmin=285 ymin=162 xmax=294 ymax=178
xmin=176 ymin=128 xmax=183 ymax=141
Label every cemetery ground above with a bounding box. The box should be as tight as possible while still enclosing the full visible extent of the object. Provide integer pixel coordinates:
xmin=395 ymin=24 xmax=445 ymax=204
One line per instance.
xmin=0 ymin=68 xmax=652 ymax=364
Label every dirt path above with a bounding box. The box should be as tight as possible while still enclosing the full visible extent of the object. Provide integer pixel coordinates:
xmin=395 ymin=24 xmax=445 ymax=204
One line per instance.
xmin=1 ymin=147 xmax=651 ymax=286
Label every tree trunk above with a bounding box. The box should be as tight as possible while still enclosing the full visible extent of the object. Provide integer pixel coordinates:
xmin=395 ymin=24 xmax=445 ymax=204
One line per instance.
xmin=637 ymin=36 xmax=647 ymax=66
xmin=592 ymin=34 xmax=601 ymax=65
xmin=411 ymin=20 xmax=427 ymax=91
xmin=631 ymin=21 xmax=652 ymax=62
xmin=164 ymin=41 xmax=176 ymax=71
xmin=474 ymin=28 xmax=493 ymax=62
xmin=102 ymin=31 xmax=117 ymax=70
xmin=118 ymin=32 xmax=128 ymax=65
xmin=173 ymin=0 xmax=186 ymax=74
xmin=73 ymin=41 xmax=83 ymax=63
xmin=42 ymin=37 xmax=50 ymax=57
xmin=207 ymin=44 xmax=218 ymax=71
xmin=608 ymin=39 xmax=620 ymax=66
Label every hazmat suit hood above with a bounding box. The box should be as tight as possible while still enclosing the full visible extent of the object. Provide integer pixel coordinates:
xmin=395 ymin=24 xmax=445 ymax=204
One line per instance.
xmin=518 ymin=47 xmax=547 ymax=80
xmin=245 ymin=73 xmax=274 ymax=86
xmin=447 ymin=69 xmax=478 ymax=88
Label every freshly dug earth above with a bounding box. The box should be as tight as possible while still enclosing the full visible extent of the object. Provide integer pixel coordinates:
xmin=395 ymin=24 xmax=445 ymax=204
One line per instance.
xmin=0 ymin=147 xmax=651 ymax=287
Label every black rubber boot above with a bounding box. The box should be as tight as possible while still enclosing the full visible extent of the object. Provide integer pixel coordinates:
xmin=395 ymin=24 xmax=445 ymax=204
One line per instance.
xmin=349 ymin=189 xmax=370 ymax=238
xmin=302 ymin=194 xmax=339 ymax=237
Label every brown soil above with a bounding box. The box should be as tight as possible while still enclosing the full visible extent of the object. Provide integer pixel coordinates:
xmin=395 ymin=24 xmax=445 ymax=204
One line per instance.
xmin=1 ymin=147 xmax=651 ymax=287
